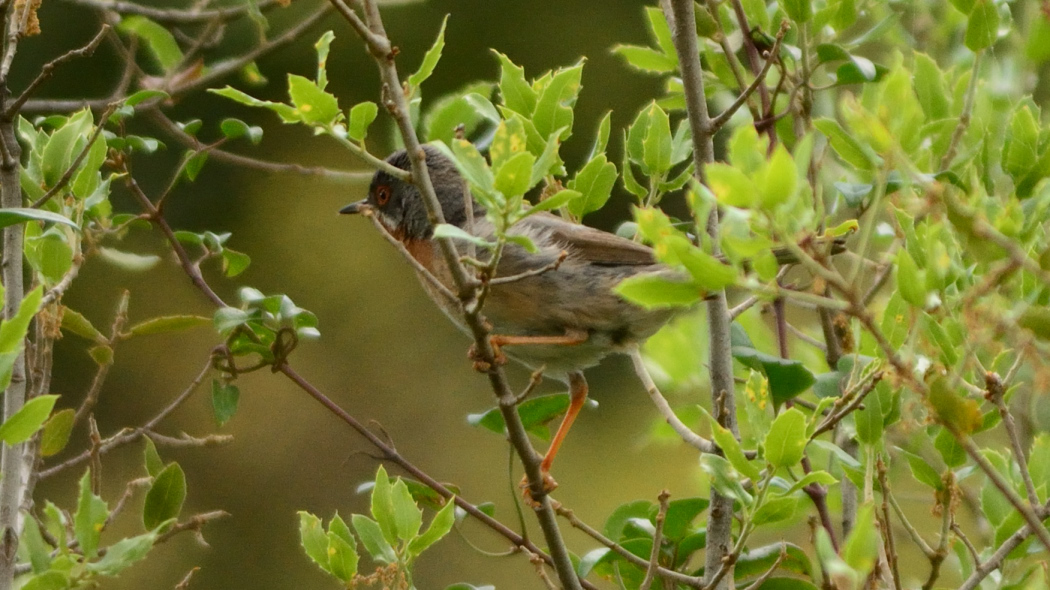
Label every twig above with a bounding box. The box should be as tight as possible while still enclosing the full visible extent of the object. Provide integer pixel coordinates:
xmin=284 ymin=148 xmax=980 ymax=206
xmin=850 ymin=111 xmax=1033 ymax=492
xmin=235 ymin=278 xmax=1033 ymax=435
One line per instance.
xmin=363 ymin=212 xmax=459 ymax=305
xmin=628 ymin=348 xmax=717 ymax=454
xmin=706 ymin=21 xmax=788 ymax=133
xmin=876 ymin=460 xmax=902 ymax=590
xmin=155 ymin=511 xmax=230 ymax=544
xmin=556 ymin=504 xmax=704 ymax=588
xmin=986 ymin=371 xmax=1040 ymax=506
xmin=786 ymin=322 xmax=827 ymax=352
xmin=740 ymin=547 xmax=787 ymax=590
xmin=940 ymin=51 xmax=982 ymax=171
xmin=639 ymin=490 xmax=670 ymax=590
xmin=72 ymin=291 xmax=129 ymax=428
xmin=958 ymin=523 xmax=1033 ymax=590
xmin=5 ymin=25 xmax=109 ymax=117
xmin=810 ymin=370 xmax=883 ymax=439
xmin=39 ymin=358 xmax=213 ymax=479
xmin=728 ymin=295 xmax=759 ymax=320
xmin=41 ymin=256 xmax=84 ymax=306
xmin=147 ymin=109 xmax=371 ymax=181
xmin=146 ymin=431 xmax=234 ymax=448
xmin=489 ymin=251 xmax=568 ymax=285
xmin=59 ymin=0 xmax=285 ymax=24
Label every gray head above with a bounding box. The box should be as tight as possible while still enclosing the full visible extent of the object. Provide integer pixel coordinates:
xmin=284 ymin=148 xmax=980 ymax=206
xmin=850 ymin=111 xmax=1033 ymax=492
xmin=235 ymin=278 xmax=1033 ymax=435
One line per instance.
xmin=340 ymin=146 xmax=476 ymax=240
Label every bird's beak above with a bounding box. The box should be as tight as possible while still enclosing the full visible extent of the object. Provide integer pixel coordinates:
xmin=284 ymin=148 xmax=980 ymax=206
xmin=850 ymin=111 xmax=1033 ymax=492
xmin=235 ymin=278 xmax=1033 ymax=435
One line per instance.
xmin=339 ymin=199 xmax=370 ymax=215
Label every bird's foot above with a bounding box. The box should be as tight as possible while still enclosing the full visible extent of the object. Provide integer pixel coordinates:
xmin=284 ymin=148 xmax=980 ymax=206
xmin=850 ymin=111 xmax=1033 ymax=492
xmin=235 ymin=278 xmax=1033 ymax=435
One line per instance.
xmin=520 ymin=471 xmax=559 ymax=507
xmin=467 ymin=338 xmax=508 ymax=373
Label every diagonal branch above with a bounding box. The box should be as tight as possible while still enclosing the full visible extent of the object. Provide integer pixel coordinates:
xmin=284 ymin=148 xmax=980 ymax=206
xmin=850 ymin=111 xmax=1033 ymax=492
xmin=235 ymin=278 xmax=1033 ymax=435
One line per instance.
xmin=707 ymin=21 xmax=788 ymax=133
xmin=5 ymin=25 xmax=109 ymax=118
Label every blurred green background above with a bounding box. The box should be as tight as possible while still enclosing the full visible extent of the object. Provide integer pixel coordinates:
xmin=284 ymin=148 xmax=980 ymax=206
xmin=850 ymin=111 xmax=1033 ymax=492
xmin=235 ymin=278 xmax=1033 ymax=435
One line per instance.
xmin=19 ymin=1 xmax=951 ymax=588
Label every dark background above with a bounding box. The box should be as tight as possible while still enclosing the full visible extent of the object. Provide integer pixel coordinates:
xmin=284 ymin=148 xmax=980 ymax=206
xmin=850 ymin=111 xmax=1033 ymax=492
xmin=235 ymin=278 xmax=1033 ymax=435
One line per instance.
xmin=18 ymin=1 xmax=942 ymax=588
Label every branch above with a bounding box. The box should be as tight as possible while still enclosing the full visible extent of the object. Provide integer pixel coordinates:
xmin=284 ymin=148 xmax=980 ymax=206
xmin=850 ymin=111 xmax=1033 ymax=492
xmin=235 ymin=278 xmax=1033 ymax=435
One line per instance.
xmin=940 ymin=51 xmax=982 ymax=171
xmin=707 ymin=21 xmax=787 ymax=133
xmin=5 ymin=25 xmax=108 ymax=117
xmin=958 ymin=522 xmax=1033 ymax=590
xmin=639 ymin=491 xmax=670 ymax=590
xmin=489 ymin=251 xmax=567 ymax=285
xmin=60 ymin=0 xmax=285 ymax=24
xmin=629 ymin=347 xmax=718 ymax=454
xmin=363 ymin=211 xmax=459 ymax=305
xmin=147 ymin=109 xmax=372 ymax=181
xmin=664 ymin=2 xmax=738 ymax=587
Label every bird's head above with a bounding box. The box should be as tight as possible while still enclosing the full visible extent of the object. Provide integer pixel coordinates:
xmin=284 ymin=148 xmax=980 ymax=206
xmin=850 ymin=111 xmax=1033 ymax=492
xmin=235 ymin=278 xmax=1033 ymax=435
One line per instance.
xmin=340 ymin=145 xmax=475 ymax=240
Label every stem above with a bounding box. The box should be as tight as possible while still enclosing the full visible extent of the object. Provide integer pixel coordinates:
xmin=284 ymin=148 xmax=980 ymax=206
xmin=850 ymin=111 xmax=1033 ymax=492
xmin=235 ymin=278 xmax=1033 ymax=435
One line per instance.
xmin=664 ymin=2 xmax=738 ymax=588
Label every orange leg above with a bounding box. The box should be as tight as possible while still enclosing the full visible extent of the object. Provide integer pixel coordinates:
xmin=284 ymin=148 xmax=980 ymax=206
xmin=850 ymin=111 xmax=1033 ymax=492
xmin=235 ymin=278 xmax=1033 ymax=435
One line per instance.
xmin=521 ymin=371 xmax=588 ymax=501
xmin=469 ymin=329 xmax=588 ymax=372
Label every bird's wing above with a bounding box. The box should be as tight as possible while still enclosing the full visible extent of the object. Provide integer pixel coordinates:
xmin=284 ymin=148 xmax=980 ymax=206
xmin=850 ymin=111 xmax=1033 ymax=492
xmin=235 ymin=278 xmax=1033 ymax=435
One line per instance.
xmin=522 ymin=212 xmax=657 ymax=266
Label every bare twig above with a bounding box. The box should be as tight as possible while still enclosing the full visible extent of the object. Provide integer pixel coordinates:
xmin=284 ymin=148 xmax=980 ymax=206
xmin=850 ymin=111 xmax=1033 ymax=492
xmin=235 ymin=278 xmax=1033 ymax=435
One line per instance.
xmin=629 ymin=348 xmax=718 ymax=454
xmin=41 ymin=256 xmax=84 ymax=306
xmin=6 ymin=25 xmax=109 ymax=117
xmin=940 ymin=51 xmax=982 ymax=171
xmin=59 ymin=0 xmax=285 ymax=24
xmin=489 ymin=251 xmax=568 ymax=285
xmin=707 ymin=21 xmax=788 ymax=133
xmin=363 ymin=211 xmax=459 ymax=305
xmin=639 ymin=490 xmax=670 ymax=590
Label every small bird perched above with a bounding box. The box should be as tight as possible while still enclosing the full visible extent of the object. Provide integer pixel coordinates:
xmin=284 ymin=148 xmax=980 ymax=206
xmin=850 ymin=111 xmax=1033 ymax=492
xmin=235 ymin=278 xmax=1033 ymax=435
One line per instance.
xmin=341 ymin=146 xmax=689 ymax=492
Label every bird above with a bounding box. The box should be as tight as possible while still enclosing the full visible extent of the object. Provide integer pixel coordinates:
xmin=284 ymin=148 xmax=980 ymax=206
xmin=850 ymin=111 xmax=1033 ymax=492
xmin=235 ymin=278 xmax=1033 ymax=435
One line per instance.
xmin=340 ymin=145 xmax=826 ymax=494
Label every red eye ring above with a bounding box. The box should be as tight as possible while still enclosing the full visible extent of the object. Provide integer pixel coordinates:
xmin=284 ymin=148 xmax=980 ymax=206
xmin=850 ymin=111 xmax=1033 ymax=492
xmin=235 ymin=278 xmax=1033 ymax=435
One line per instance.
xmin=375 ymin=185 xmax=391 ymax=207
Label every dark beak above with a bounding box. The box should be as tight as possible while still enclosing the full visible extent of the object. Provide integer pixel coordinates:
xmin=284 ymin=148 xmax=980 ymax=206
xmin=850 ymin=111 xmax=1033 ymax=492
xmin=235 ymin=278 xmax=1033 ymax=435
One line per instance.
xmin=339 ymin=199 xmax=370 ymax=215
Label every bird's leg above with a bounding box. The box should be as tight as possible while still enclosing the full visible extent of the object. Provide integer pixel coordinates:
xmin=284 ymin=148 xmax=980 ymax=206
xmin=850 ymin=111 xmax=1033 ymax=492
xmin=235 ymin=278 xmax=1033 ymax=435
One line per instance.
xmin=521 ymin=371 xmax=588 ymax=504
xmin=468 ymin=329 xmax=588 ymax=372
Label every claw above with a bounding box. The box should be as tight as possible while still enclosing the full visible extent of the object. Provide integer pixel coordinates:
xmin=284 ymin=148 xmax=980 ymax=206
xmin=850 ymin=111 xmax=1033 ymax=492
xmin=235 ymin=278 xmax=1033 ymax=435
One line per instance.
xmin=467 ymin=337 xmax=508 ymax=373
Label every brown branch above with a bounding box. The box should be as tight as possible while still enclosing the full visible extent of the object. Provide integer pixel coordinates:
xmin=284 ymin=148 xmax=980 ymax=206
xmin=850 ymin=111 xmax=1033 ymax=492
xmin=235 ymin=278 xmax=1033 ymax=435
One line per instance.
xmin=72 ymin=292 xmax=129 ymax=428
xmin=707 ymin=21 xmax=787 ymax=133
xmin=639 ymin=490 xmax=670 ymax=590
xmin=489 ymin=251 xmax=568 ymax=285
xmin=59 ymin=0 xmax=285 ymax=25
xmin=39 ymin=357 xmax=213 ymax=480
xmin=363 ymin=211 xmax=459 ymax=305
xmin=6 ymin=25 xmax=109 ymax=117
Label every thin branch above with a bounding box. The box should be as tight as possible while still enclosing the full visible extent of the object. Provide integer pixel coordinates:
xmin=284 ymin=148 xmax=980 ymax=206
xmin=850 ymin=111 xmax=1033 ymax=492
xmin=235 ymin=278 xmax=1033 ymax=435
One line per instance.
xmin=59 ymin=0 xmax=285 ymax=24
xmin=5 ymin=25 xmax=109 ymax=117
xmin=986 ymin=371 xmax=1040 ymax=507
xmin=639 ymin=490 xmax=670 ymax=590
xmin=489 ymin=251 xmax=567 ymax=285
xmin=958 ymin=523 xmax=1033 ymax=590
xmin=364 ymin=211 xmax=459 ymax=306
xmin=39 ymin=357 xmax=213 ymax=480
xmin=940 ymin=51 xmax=982 ymax=171
xmin=728 ymin=295 xmax=760 ymax=320
xmin=629 ymin=348 xmax=717 ymax=454
xmin=707 ymin=20 xmax=788 ymax=133
xmin=810 ymin=370 xmax=883 ymax=439
xmin=147 ymin=109 xmax=372 ymax=181
xmin=41 ymin=256 xmax=84 ymax=306
xmin=740 ymin=547 xmax=787 ymax=590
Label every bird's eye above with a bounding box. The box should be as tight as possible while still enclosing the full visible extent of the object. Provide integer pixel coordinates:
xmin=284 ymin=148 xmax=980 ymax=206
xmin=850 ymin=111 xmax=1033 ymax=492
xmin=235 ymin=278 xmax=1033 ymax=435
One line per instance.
xmin=375 ymin=185 xmax=392 ymax=207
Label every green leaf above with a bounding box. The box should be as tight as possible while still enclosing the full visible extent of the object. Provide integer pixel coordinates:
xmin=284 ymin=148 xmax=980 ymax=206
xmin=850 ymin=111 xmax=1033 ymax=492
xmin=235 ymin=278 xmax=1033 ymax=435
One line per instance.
xmin=143 ymin=437 xmax=164 ymax=477
xmin=347 ymin=102 xmax=379 ymax=142
xmin=183 ymin=151 xmax=208 ymax=181
xmin=127 ymin=315 xmax=210 ymax=337
xmin=842 ymin=503 xmax=879 ymax=575
xmin=448 ymin=138 xmax=496 ymax=198
xmin=326 ymin=531 xmax=359 ymax=582
xmin=299 ymin=512 xmax=330 ymax=572
xmin=934 ymin=427 xmax=967 ymax=468
xmin=735 ymin=543 xmax=814 ymax=580
xmin=732 ymin=346 xmax=815 ymax=405
xmin=41 ymin=111 xmax=93 ymax=187
xmin=467 ymin=393 xmax=596 ymax=440
xmin=566 ymin=155 xmax=617 ymax=219
xmin=97 ymin=247 xmax=161 ymax=271
xmin=61 ymin=308 xmax=105 ymax=343
xmin=764 ymin=408 xmax=808 ymax=468
xmin=588 ymin=111 xmax=612 ymax=162
xmin=351 ymin=514 xmax=397 ymax=564
xmin=287 ymin=74 xmax=342 ymax=126
xmin=209 ymin=87 xmax=300 ymax=123
xmin=782 ymin=0 xmax=811 ymax=22
xmin=0 ymin=394 xmax=58 ymax=445
xmin=494 ymin=150 xmax=536 ymax=198
xmin=314 ymin=31 xmax=334 ymax=91
xmin=700 ymin=406 xmax=760 ymax=481
xmin=523 ymin=189 xmax=581 ymax=217
xmin=371 ymin=465 xmax=398 ymax=545
xmin=611 ymin=45 xmax=677 ymax=73
xmin=20 ymin=571 xmax=69 ymax=590
xmin=118 ymin=16 xmax=184 ymax=72
xmin=643 ymin=103 xmax=672 ymax=175
xmin=211 ymin=380 xmax=239 ymax=427
xmin=879 ymin=292 xmax=910 ymax=349
xmin=143 ymin=462 xmax=186 ymax=530
xmin=898 ymin=447 xmax=944 ymax=490
xmin=668 ymin=239 xmax=738 ymax=290
xmin=74 ymin=470 xmax=109 ymax=559
xmin=86 ymin=532 xmax=156 ymax=576
xmin=21 ymin=515 xmax=51 ymax=574
xmin=408 ymin=15 xmax=449 ymax=88
xmin=219 ymin=118 xmax=262 ymax=144
xmin=913 ymin=53 xmax=949 ymax=120
xmin=222 ymin=249 xmax=251 ymax=278
xmin=658 ymin=497 xmax=708 ymax=541
xmin=965 ymin=0 xmax=999 ymax=51
xmin=493 ymin=51 xmax=537 ymax=116
xmin=603 ymin=500 xmax=654 ymax=540
xmin=760 ymin=146 xmax=797 ymax=208
xmin=707 ymin=162 xmax=757 ymax=207
xmin=433 ymin=223 xmax=492 ymax=249
xmin=391 ymin=478 xmax=423 ymax=542
xmin=896 ymin=249 xmax=927 ymax=308
xmin=615 ymin=274 xmax=703 ymax=309
xmin=532 ymin=62 xmax=583 ymax=141
xmin=814 ymin=118 xmax=876 ymax=170
xmin=213 ymin=307 xmax=250 ymax=337
xmin=752 ymin=495 xmax=799 ymax=525
xmin=529 ymin=126 xmax=564 ymax=187
xmin=699 ymin=454 xmax=752 ymax=503
xmin=0 ymin=208 xmax=78 ymax=231
xmin=408 ymin=498 xmax=456 ymax=556
xmin=39 ymin=408 xmax=74 ymax=457
xmin=786 ymin=470 xmax=838 ymax=495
